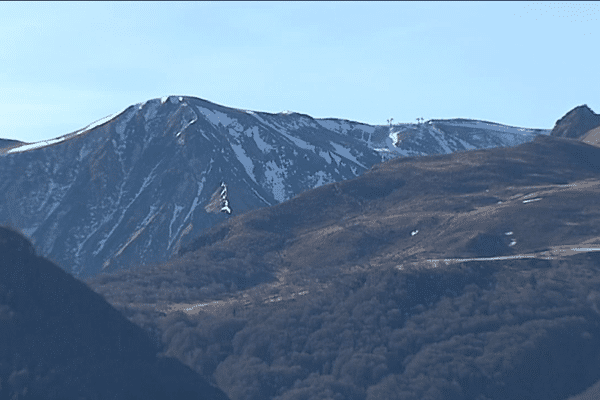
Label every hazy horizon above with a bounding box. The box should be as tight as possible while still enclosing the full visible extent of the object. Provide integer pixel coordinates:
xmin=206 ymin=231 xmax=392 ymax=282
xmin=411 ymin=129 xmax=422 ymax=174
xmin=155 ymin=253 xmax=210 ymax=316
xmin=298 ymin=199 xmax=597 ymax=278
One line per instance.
xmin=1 ymin=1 xmax=598 ymax=143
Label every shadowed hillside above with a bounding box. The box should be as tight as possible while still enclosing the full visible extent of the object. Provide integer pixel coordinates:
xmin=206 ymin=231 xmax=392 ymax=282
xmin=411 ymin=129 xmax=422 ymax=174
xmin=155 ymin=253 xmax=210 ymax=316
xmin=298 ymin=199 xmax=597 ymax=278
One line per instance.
xmin=0 ymin=226 xmax=229 ymax=400
xmin=85 ymin=133 xmax=600 ymax=400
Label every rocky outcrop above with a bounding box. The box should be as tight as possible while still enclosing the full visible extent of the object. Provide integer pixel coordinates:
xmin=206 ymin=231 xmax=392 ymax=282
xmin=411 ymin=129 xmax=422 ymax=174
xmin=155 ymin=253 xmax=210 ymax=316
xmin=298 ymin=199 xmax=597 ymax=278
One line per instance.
xmin=550 ymin=104 xmax=600 ymax=139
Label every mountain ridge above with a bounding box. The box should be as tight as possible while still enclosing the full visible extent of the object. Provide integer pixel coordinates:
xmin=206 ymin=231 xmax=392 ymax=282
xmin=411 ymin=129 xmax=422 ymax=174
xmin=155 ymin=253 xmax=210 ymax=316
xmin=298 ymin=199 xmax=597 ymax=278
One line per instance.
xmin=0 ymin=95 xmax=552 ymax=277
xmin=84 ymin=131 xmax=600 ymax=400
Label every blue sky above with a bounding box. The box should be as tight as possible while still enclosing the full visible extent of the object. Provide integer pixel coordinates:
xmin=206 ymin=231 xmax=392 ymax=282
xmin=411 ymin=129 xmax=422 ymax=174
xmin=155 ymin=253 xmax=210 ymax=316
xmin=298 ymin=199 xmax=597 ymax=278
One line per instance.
xmin=1 ymin=1 xmax=598 ymax=143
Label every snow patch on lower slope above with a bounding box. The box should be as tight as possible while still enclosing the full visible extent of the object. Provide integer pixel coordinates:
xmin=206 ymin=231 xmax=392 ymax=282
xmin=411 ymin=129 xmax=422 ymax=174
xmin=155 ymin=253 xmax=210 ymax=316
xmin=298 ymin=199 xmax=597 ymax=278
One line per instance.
xmin=182 ymin=175 xmax=207 ymax=227
xmin=309 ymin=170 xmax=335 ymax=189
xmin=264 ymin=160 xmax=288 ymax=202
xmin=168 ymin=204 xmax=185 ymax=250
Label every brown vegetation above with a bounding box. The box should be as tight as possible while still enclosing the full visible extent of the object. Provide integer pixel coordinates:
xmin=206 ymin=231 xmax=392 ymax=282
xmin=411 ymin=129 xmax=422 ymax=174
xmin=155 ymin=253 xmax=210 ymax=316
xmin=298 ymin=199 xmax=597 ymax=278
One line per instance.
xmin=83 ymin=134 xmax=600 ymax=399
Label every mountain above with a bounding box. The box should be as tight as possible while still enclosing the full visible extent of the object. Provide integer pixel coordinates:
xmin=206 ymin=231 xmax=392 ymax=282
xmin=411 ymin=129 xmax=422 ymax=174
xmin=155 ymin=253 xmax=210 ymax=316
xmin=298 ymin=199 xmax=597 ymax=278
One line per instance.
xmin=0 ymin=95 xmax=550 ymax=277
xmin=550 ymin=104 xmax=600 ymax=139
xmin=0 ymin=138 xmax=24 ymax=150
xmin=85 ymin=133 xmax=600 ymax=400
xmin=0 ymin=225 xmax=229 ymax=400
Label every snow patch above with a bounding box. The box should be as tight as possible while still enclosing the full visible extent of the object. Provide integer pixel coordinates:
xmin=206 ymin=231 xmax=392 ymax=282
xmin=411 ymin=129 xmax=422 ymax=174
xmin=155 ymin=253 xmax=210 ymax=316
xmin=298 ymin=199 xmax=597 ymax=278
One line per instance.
xmin=330 ymin=152 xmax=341 ymax=165
xmin=6 ymin=107 xmax=126 ymax=154
xmin=182 ymin=176 xmax=207 ymax=225
xmin=329 ymin=141 xmax=367 ymax=169
xmin=250 ymin=187 xmax=272 ymax=206
xmin=21 ymin=226 xmax=38 ymax=237
xmin=456 ymin=137 xmax=476 ymax=150
xmin=168 ymin=204 xmax=184 ymax=249
xmin=176 ymin=112 xmax=198 ymax=138
xmin=311 ymin=171 xmax=334 ymax=189
xmin=523 ymin=198 xmax=542 ymax=204
xmin=252 ymin=127 xmax=274 ymax=153
xmin=411 ymin=230 xmax=419 ymax=236
xmin=93 ymin=160 xmax=164 ymax=256
xmin=116 ymin=107 xmax=137 ymax=141
xmin=264 ymin=160 xmax=288 ymax=202
xmin=230 ymin=143 xmax=257 ymax=183
xmin=319 ymin=151 xmax=332 ymax=164
xmin=196 ymin=106 xmax=236 ymax=128
xmin=278 ymin=130 xmax=315 ymax=151
xmin=316 ymin=119 xmax=354 ymax=134
xmin=161 ymin=96 xmax=169 ymax=104
xmin=442 ymin=120 xmax=550 ymax=134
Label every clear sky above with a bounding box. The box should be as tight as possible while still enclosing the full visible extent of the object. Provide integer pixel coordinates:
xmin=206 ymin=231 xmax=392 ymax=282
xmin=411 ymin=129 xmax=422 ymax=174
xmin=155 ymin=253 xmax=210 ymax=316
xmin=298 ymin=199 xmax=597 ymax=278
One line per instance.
xmin=1 ymin=1 xmax=598 ymax=143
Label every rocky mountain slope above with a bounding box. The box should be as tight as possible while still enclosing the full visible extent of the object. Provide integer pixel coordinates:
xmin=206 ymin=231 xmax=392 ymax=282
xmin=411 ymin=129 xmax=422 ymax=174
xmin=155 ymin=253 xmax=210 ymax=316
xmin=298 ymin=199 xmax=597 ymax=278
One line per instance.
xmin=0 ymin=138 xmax=23 ymax=150
xmin=0 ymin=95 xmax=550 ymax=277
xmin=550 ymin=104 xmax=600 ymax=139
xmin=0 ymin=226 xmax=229 ymax=400
xmin=85 ymin=132 xmax=600 ymax=400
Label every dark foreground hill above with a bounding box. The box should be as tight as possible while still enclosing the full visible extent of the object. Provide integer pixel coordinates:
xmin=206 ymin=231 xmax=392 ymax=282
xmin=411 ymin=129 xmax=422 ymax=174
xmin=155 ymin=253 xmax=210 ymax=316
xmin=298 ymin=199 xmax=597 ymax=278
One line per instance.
xmin=86 ymin=133 xmax=600 ymax=400
xmin=0 ymin=226 xmax=229 ymax=400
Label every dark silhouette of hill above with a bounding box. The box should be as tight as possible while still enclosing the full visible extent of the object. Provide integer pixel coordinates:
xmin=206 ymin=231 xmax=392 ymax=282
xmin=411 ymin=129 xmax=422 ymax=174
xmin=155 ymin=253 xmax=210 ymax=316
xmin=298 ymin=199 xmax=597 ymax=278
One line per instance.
xmin=85 ymin=133 xmax=600 ymax=400
xmin=0 ymin=226 xmax=229 ymax=400
xmin=550 ymin=104 xmax=600 ymax=139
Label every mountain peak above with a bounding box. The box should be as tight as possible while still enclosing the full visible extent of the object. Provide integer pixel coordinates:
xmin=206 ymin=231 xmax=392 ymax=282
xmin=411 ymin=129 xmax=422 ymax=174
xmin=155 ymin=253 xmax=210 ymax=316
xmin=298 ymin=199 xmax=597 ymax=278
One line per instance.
xmin=550 ymin=104 xmax=600 ymax=139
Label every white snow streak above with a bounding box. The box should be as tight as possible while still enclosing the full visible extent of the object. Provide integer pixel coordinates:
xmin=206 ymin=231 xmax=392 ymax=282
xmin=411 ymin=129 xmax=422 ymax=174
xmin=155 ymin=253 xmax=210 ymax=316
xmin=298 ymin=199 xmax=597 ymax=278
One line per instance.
xmin=168 ymin=204 xmax=184 ymax=249
xmin=252 ymin=127 xmax=274 ymax=153
xmin=329 ymin=141 xmax=367 ymax=169
xmin=93 ymin=160 xmax=163 ymax=256
xmin=6 ymin=110 xmax=122 ymax=154
xmin=311 ymin=171 xmax=334 ymax=189
xmin=441 ymin=120 xmax=550 ymax=135
xmin=319 ymin=151 xmax=332 ymax=164
xmin=196 ymin=106 xmax=235 ymax=128
xmin=250 ymin=186 xmax=272 ymax=206
xmin=264 ymin=160 xmax=288 ymax=202
xmin=182 ymin=176 xmax=207 ymax=225
xmin=230 ymin=143 xmax=258 ymax=184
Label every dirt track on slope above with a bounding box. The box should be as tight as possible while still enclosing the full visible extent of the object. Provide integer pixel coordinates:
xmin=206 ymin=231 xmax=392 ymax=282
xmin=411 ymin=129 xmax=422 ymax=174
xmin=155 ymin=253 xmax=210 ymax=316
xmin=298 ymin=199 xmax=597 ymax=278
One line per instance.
xmin=121 ymin=178 xmax=600 ymax=317
xmin=122 ymin=236 xmax=600 ymax=318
